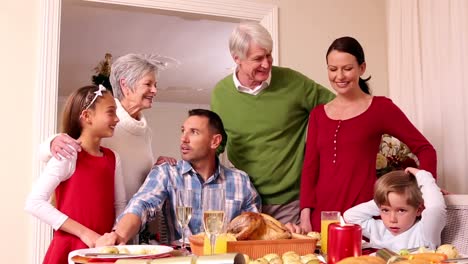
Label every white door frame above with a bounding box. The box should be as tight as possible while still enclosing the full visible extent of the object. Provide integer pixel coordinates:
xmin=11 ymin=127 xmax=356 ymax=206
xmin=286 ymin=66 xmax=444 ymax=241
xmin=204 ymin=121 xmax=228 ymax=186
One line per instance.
xmin=32 ymin=0 xmax=278 ymax=263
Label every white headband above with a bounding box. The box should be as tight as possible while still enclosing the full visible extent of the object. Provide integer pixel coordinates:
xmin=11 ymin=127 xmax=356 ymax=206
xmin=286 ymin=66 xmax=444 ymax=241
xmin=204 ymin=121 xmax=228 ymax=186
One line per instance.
xmin=85 ymin=84 xmax=107 ymax=110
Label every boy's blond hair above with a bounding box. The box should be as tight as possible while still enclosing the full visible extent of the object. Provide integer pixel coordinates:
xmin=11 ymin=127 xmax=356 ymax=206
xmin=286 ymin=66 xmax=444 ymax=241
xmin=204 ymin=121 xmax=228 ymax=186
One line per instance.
xmin=374 ymin=170 xmax=423 ymax=208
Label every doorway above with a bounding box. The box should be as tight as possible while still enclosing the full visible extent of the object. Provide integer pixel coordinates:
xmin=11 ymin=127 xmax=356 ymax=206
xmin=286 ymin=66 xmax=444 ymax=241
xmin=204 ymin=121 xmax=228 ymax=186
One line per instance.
xmin=32 ymin=0 xmax=278 ymax=263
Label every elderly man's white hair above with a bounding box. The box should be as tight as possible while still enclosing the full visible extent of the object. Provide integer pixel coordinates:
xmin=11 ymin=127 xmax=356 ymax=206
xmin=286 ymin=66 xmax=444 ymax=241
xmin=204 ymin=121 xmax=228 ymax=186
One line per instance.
xmin=229 ymin=21 xmax=273 ymax=60
xmin=110 ymin=53 xmax=162 ymax=100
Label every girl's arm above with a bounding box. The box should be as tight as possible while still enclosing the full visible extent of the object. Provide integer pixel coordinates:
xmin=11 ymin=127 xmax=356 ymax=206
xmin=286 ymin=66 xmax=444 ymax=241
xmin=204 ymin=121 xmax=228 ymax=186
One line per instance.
xmin=59 ymin=218 xmax=101 ymax=248
xmin=25 ymin=156 xmax=76 ymax=229
xmin=414 ymin=170 xmax=446 ymax=248
xmin=25 ymin=153 xmax=99 ymax=247
xmin=113 ymin=151 xmax=127 ymax=217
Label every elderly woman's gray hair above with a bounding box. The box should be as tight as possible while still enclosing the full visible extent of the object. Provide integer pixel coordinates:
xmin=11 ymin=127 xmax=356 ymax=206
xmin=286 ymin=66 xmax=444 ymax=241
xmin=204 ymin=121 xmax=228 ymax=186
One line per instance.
xmin=110 ymin=54 xmax=160 ymax=100
xmin=229 ymin=21 xmax=273 ymax=60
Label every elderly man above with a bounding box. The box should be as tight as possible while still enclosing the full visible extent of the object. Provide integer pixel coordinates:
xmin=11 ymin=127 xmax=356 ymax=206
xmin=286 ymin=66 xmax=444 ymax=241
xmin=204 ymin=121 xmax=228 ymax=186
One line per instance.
xmin=211 ymin=22 xmax=335 ymax=226
xmin=96 ymin=109 xmax=261 ymax=246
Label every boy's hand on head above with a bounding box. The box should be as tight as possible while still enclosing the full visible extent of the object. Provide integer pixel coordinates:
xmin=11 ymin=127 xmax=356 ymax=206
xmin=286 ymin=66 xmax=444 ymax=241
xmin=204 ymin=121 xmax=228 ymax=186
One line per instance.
xmin=51 ymin=133 xmax=82 ymax=160
xmin=405 ymin=167 xmax=420 ymax=175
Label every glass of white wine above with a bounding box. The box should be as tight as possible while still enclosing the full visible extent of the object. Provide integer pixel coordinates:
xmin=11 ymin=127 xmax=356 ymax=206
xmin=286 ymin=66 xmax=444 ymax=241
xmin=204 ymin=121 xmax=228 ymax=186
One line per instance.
xmin=176 ymin=189 xmax=194 ymax=252
xmin=202 ymin=187 xmax=225 ymax=255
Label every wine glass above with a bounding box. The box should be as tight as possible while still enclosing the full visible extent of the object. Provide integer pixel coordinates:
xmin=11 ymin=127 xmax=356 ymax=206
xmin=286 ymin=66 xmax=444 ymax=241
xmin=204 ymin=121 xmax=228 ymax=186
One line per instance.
xmin=176 ymin=189 xmax=194 ymax=252
xmin=202 ymin=188 xmax=225 ymax=255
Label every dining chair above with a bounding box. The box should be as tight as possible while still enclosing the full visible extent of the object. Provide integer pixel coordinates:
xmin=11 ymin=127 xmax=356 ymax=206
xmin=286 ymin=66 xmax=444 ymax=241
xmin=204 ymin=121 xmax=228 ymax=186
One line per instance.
xmin=441 ymin=194 xmax=468 ymax=254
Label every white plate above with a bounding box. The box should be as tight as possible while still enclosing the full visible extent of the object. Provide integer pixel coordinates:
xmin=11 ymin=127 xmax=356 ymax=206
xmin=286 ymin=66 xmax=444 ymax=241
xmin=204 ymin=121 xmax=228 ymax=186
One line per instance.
xmin=68 ymin=245 xmax=173 ymax=264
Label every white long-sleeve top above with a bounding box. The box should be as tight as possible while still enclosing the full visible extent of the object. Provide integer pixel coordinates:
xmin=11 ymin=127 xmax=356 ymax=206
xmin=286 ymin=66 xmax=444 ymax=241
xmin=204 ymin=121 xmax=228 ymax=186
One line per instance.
xmin=101 ymin=99 xmax=154 ymax=199
xmin=25 ymin=150 xmax=126 ymax=230
xmin=343 ymin=170 xmax=446 ymax=251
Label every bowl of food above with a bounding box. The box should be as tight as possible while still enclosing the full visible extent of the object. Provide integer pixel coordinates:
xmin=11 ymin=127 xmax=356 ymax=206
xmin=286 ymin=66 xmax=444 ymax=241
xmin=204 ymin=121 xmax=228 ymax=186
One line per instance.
xmin=189 ymin=212 xmax=318 ymax=258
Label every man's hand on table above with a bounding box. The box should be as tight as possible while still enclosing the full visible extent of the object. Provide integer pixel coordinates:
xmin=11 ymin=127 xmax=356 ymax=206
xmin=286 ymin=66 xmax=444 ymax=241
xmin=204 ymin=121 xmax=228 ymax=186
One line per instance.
xmin=285 ymin=222 xmax=305 ymax=234
xmin=80 ymin=229 xmax=100 ymax=248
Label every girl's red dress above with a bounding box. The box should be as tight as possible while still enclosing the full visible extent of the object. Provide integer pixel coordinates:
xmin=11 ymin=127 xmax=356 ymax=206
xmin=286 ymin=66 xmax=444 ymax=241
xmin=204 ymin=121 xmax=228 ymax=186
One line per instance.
xmin=43 ymin=147 xmax=115 ymax=264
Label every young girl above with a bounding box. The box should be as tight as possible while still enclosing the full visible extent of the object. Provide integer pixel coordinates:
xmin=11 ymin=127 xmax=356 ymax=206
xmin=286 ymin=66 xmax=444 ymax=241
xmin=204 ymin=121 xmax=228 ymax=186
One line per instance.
xmin=25 ymin=85 xmax=126 ymax=263
xmin=344 ymin=167 xmax=446 ymax=252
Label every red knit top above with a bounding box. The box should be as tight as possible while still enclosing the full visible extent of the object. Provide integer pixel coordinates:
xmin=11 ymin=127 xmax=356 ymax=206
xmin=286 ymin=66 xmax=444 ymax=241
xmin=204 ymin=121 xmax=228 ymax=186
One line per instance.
xmin=299 ymin=96 xmax=437 ymax=232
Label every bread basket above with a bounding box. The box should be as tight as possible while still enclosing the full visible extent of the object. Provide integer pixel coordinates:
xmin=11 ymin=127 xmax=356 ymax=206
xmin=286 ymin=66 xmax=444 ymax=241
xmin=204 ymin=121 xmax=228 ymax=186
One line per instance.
xmin=189 ymin=235 xmax=317 ymax=259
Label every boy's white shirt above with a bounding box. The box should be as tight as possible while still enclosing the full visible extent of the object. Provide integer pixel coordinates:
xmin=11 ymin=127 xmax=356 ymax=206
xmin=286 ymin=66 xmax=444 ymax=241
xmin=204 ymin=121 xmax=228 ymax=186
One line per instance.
xmin=343 ymin=170 xmax=446 ymax=251
xmin=25 ymin=149 xmax=126 ymax=230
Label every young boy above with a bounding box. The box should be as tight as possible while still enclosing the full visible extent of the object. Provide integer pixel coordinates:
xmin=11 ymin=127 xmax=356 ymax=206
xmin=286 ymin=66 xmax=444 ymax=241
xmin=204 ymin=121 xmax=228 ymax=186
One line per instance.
xmin=344 ymin=168 xmax=446 ymax=252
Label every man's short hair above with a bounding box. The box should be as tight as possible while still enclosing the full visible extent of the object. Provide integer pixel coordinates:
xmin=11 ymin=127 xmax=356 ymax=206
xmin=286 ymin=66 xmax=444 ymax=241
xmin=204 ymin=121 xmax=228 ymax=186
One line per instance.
xmin=188 ymin=109 xmax=227 ymax=154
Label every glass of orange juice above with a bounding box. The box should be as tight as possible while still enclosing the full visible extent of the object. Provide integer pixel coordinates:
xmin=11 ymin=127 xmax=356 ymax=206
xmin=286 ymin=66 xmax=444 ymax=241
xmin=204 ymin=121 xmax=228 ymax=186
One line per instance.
xmin=203 ymin=233 xmax=228 ymax=254
xmin=321 ymin=211 xmax=341 ymax=254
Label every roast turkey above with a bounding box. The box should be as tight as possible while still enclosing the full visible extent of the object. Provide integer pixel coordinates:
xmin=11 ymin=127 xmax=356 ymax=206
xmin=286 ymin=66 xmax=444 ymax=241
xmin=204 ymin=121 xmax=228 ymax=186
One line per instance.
xmin=227 ymin=212 xmax=292 ymax=240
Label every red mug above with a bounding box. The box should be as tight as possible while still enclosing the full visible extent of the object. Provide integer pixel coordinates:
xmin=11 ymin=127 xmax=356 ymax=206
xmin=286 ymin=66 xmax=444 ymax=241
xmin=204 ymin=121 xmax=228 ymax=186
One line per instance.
xmin=327 ymin=223 xmax=362 ymax=264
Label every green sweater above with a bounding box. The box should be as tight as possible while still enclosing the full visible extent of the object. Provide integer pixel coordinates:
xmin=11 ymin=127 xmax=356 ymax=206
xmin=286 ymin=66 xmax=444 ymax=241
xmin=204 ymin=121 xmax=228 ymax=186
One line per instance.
xmin=211 ymin=66 xmax=335 ymax=204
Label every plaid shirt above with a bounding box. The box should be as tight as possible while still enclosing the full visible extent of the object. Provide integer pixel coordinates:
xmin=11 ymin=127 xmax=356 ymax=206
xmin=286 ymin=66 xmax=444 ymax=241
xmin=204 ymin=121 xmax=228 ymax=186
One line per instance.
xmin=119 ymin=159 xmax=261 ymax=243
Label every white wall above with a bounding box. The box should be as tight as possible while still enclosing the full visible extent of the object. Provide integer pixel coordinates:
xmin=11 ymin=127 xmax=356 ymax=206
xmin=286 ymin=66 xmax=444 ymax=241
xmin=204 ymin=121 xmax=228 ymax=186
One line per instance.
xmin=0 ymin=1 xmax=39 ymax=263
xmin=0 ymin=1 xmax=387 ymax=263
xmin=258 ymin=0 xmax=388 ymax=96
xmin=59 ymin=1 xmax=238 ymax=105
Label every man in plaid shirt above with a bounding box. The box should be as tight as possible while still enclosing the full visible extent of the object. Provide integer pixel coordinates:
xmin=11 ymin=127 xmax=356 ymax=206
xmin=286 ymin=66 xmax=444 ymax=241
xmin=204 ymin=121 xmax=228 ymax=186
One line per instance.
xmin=96 ymin=109 xmax=261 ymax=246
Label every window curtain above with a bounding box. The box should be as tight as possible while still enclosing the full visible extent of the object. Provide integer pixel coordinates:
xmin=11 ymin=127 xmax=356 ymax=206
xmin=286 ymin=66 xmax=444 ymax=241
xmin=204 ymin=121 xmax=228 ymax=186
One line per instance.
xmin=386 ymin=0 xmax=468 ymax=193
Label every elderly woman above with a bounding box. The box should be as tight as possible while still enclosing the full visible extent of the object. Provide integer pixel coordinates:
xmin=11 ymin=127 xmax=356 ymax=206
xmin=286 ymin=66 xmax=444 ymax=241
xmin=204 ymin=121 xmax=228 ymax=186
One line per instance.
xmin=40 ymin=54 xmax=176 ymax=238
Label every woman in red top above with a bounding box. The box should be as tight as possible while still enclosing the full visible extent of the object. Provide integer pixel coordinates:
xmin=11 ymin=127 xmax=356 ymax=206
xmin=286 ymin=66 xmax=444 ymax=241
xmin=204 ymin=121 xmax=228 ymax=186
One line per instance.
xmin=299 ymin=37 xmax=437 ymax=232
xmin=25 ymin=85 xmax=126 ymax=263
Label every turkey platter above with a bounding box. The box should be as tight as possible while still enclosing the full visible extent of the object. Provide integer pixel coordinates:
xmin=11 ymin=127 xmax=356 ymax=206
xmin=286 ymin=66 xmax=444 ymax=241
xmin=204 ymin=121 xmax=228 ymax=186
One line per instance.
xmin=227 ymin=212 xmax=292 ymax=240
